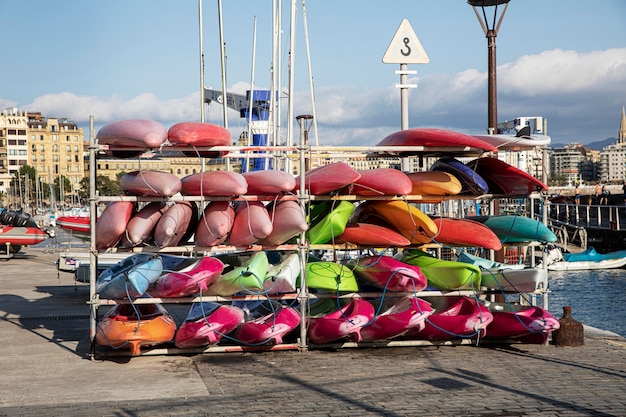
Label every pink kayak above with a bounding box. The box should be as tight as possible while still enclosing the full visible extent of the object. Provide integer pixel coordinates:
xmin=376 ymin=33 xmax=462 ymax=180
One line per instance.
xmin=194 ymin=201 xmax=235 ymax=247
xmin=227 ymin=201 xmax=273 ymax=247
xmin=150 ymin=256 xmax=225 ymax=298
xmin=181 ymin=171 xmax=248 ymax=197
xmin=259 ymin=200 xmax=308 ymax=246
xmin=121 ymin=202 xmax=167 ymax=247
xmin=348 ymin=255 xmax=428 ymax=292
xmin=168 ymin=121 xmax=231 ymax=157
xmin=96 ymin=201 xmax=135 ymax=249
xmin=120 ymin=170 xmax=182 ymax=197
xmin=174 ymin=302 xmax=244 ymax=348
xmin=338 ymin=168 xmax=413 ymax=196
xmin=484 ymin=302 xmax=560 ymax=343
xmin=242 ymin=170 xmax=296 ymax=195
xmin=231 ymin=300 xmax=301 ymax=345
xmin=293 ymin=162 xmax=361 ymax=195
xmin=308 ymin=298 xmax=375 ymax=344
xmin=154 ymin=201 xmax=197 ymax=247
xmin=360 ymin=297 xmax=434 ymax=341
xmin=97 ymin=119 xmax=168 ymax=158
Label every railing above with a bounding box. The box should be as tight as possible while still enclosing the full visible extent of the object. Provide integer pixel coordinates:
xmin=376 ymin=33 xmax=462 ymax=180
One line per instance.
xmin=548 ymin=202 xmax=626 ymax=230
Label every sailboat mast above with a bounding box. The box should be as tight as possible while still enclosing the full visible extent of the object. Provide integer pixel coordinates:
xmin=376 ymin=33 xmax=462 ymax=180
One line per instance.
xmin=198 ymin=0 xmax=205 ymax=122
xmin=301 ymin=0 xmax=318 ymax=147
xmin=217 ymin=0 xmax=228 ymax=129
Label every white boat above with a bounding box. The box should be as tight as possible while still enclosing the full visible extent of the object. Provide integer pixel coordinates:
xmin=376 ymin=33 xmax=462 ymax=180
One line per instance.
xmin=545 ymin=247 xmax=626 ymax=271
xmin=457 ymin=251 xmax=548 ymax=293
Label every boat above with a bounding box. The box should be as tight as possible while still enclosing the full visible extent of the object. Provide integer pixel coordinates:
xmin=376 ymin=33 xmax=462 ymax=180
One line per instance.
xmin=430 ymin=157 xmax=489 ymax=195
xmin=150 ymin=256 xmax=225 ymax=298
xmin=466 ymin=157 xmax=548 ymax=196
xmin=120 ymin=170 xmax=182 ymax=197
xmin=430 ymin=217 xmax=502 ymax=251
xmin=242 ymin=170 xmax=296 ymax=195
xmin=231 ymin=300 xmax=301 ymax=345
xmin=56 ymin=215 xmax=90 ymax=236
xmin=180 ymin=171 xmax=248 ymax=197
xmin=545 ymin=246 xmax=626 ymax=271
xmin=0 ymin=225 xmax=49 ymax=246
xmin=263 ymin=252 xmax=300 ymax=294
xmin=307 ymin=297 xmax=376 ymax=344
xmin=483 ymin=301 xmax=560 ymax=343
xmin=194 ymin=201 xmax=235 ymax=247
xmin=374 ymin=128 xmax=498 ymax=155
xmin=206 ymin=251 xmax=269 ymax=296
xmin=96 ymin=253 xmax=163 ymax=300
xmin=97 ymin=119 xmax=168 ymax=158
xmin=174 ymin=302 xmax=244 ymax=349
xmin=360 ymin=297 xmax=434 ymax=341
xmin=95 ymin=201 xmax=135 ymax=250
xmin=0 ymin=208 xmax=40 ymax=228
xmin=335 ymin=222 xmax=411 ymax=247
xmin=154 ymin=201 xmax=197 ymax=247
xmin=259 ymin=200 xmax=308 ymax=246
xmin=293 ymin=161 xmax=361 ymax=195
xmin=397 ymin=249 xmax=482 ymax=291
xmin=95 ymin=301 xmax=176 ymax=356
xmin=457 ymin=251 xmax=548 ymax=293
xmin=120 ymin=202 xmax=167 ymax=248
xmin=406 ymin=171 xmax=462 ymax=200
xmin=306 ymin=200 xmax=354 ymax=244
xmin=351 ymin=200 xmax=438 ymax=245
xmin=304 ymin=261 xmax=359 ymax=292
xmin=467 ymin=215 xmax=557 ymax=243
xmin=168 ymin=121 xmax=232 ymax=157
xmin=227 ymin=201 xmax=273 ymax=247
xmin=347 ymin=255 xmax=427 ymax=292
xmin=338 ymin=168 xmax=413 ymax=196
xmin=407 ymin=296 xmax=493 ymax=340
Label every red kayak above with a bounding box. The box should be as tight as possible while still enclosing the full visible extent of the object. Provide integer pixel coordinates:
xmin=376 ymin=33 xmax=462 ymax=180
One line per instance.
xmin=120 ymin=170 xmax=182 ymax=197
xmin=466 ymin=156 xmax=548 ymax=196
xmin=195 ymin=201 xmax=235 ymax=247
xmin=335 ymin=223 xmax=411 ymax=247
xmin=174 ymin=302 xmax=244 ymax=348
xmin=484 ymin=302 xmax=560 ymax=343
xmin=259 ymin=200 xmax=308 ymax=246
xmin=360 ymin=297 xmax=434 ymax=341
xmin=232 ymin=300 xmax=301 ymax=345
xmin=376 ymin=128 xmax=498 ymax=154
xmin=308 ymin=298 xmax=375 ymax=344
xmin=168 ymin=121 xmax=231 ymax=157
xmin=293 ymin=162 xmax=361 ymax=195
xmin=242 ymin=170 xmax=296 ymax=195
xmin=348 ymin=255 xmax=427 ymax=292
xmin=97 ymin=119 xmax=168 ymax=158
xmin=150 ymin=256 xmax=225 ymax=298
xmin=338 ymin=168 xmax=413 ymax=196
xmin=227 ymin=201 xmax=273 ymax=247
xmin=430 ymin=217 xmax=503 ymax=251
xmin=181 ymin=171 xmax=248 ymax=197
xmin=96 ymin=201 xmax=135 ymax=249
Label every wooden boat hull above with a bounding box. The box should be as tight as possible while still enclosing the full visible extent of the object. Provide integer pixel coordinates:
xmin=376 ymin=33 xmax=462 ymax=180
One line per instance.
xmin=307 ymin=200 xmax=354 ymax=244
xmin=360 ymin=297 xmax=434 ymax=341
xmin=180 ymin=171 xmax=248 ymax=197
xmin=232 ymin=301 xmax=300 ymax=345
xmin=95 ymin=302 xmax=176 ymax=356
xmin=207 ymin=251 xmax=269 ymax=296
xmin=338 ymin=168 xmax=413 ymax=196
xmin=259 ymin=200 xmax=308 ymax=245
xmin=304 ymin=261 xmax=359 ymax=292
xmin=194 ymin=201 xmax=235 ymax=247
xmin=228 ymin=201 xmax=273 ymax=247
xmin=168 ymin=121 xmax=231 ymax=157
xmin=96 ymin=253 xmax=163 ymax=299
xmin=96 ymin=201 xmax=135 ymax=249
xmin=466 ymin=157 xmax=548 ymax=195
xmin=242 ymin=170 xmax=296 ymax=195
xmin=0 ymin=226 xmax=49 ymax=246
xmin=348 ymin=255 xmax=427 ymax=292
xmin=468 ymin=215 xmax=557 ymax=243
xmin=174 ymin=302 xmax=244 ymax=348
xmin=335 ymin=223 xmax=411 ymax=247
xmin=430 ymin=217 xmax=502 ymax=251
xmin=375 ymin=128 xmax=498 ymax=154
xmin=308 ymin=298 xmax=376 ymax=344
xmin=485 ymin=302 xmax=560 ymax=342
xmin=120 ymin=170 xmax=182 ymax=197
xmin=293 ymin=161 xmax=361 ymax=195
xmin=398 ymin=249 xmax=482 ymax=290
xmin=150 ymin=256 xmax=225 ymax=298
xmin=408 ymin=296 xmax=493 ymax=340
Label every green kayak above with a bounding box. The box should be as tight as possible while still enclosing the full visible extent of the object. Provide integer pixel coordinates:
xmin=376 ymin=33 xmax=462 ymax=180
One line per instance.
xmin=397 ymin=249 xmax=481 ymax=291
xmin=307 ymin=200 xmax=354 ymax=244
xmin=301 ymin=261 xmax=359 ymax=292
xmin=207 ymin=251 xmax=269 ymax=296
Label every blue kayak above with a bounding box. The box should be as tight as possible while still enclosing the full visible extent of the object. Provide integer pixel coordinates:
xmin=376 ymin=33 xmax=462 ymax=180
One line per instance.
xmin=96 ymin=253 xmax=163 ymax=299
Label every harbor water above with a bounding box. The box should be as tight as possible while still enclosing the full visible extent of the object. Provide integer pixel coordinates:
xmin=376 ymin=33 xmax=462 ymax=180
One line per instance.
xmin=547 ymin=269 xmax=626 ymax=337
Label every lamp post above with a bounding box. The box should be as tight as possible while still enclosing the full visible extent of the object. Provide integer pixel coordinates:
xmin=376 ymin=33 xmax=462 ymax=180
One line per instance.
xmin=467 ymin=0 xmax=510 ymax=134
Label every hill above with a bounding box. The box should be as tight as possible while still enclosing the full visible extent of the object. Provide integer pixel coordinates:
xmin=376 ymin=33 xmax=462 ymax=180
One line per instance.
xmin=551 ymin=137 xmax=618 ymax=150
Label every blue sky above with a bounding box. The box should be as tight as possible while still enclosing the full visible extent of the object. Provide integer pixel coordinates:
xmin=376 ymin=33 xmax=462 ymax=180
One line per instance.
xmin=1 ymin=0 xmax=625 ymax=146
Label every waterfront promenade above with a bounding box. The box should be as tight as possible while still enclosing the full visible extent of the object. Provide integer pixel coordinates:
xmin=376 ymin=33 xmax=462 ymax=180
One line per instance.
xmin=1 ymin=248 xmax=625 ymax=416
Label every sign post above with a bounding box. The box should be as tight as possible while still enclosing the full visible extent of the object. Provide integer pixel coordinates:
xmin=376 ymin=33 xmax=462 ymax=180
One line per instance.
xmin=382 ymin=19 xmax=429 ymax=131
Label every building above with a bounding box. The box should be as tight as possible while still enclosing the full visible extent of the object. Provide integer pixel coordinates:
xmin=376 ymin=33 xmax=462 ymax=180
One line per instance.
xmin=0 ymin=108 xmax=29 ymax=198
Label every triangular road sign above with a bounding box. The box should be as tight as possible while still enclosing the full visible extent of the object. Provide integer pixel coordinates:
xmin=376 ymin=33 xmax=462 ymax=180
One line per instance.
xmin=382 ymin=19 xmax=429 ymax=64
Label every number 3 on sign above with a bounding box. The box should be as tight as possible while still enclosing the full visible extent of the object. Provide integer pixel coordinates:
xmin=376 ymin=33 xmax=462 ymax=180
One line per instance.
xmin=382 ymin=19 xmax=429 ymax=64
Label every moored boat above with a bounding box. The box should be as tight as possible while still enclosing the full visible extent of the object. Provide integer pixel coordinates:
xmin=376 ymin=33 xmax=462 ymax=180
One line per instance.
xmin=0 ymin=225 xmax=49 ymax=246
xmin=546 ymin=246 xmax=626 ymax=271
xmin=56 ymin=216 xmax=90 ymax=235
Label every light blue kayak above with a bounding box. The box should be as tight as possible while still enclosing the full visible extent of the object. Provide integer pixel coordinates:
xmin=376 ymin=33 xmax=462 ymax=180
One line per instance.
xmin=96 ymin=253 xmax=163 ymax=299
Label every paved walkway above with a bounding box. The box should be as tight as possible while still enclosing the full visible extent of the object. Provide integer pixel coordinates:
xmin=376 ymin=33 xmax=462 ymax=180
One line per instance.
xmin=1 ymin=248 xmax=625 ymax=416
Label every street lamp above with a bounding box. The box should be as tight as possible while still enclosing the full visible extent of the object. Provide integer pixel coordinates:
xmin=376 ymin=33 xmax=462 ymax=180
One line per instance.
xmin=467 ymin=0 xmax=510 ymax=134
